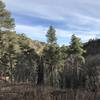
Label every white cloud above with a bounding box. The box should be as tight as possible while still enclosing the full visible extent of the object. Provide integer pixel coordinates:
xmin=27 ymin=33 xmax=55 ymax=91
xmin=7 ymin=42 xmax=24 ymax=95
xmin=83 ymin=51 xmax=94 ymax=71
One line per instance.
xmin=15 ymin=24 xmax=46 ymax=39
xmin=16 ymin=24 xmax=72 ymax=38
xmin=3 ymin=0 xmax=100 ymax=44
xmin=16 ymin=24 xmax=97 ymax=44
xmin=76 ymin=33 xmax=96 ymax=42
xmin=4 ymin=0 xmax=100 ymax=31
xmin=4 ymin=0 xmax=100 ymax=22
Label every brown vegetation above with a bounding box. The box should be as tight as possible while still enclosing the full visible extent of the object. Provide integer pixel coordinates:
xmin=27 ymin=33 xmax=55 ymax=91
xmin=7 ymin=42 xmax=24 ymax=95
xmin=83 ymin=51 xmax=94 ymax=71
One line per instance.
xmin=0 ymin=83 xmax=100 ymax=100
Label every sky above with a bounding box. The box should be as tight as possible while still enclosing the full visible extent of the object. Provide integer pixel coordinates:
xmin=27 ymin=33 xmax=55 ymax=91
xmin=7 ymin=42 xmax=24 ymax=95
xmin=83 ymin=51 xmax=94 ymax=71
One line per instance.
xmin=3 ymin=0 xmax=100 ymax=45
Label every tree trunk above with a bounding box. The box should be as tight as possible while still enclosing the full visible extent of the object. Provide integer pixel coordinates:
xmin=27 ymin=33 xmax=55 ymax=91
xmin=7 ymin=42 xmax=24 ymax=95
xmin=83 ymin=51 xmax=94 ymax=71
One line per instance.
xmin=37 ymin=57 xmax=44 ymax=85
xmin=9 ymin=54 xmax=13 ymax=83
xmin=50 ymin=65 xmax=54 ymax=87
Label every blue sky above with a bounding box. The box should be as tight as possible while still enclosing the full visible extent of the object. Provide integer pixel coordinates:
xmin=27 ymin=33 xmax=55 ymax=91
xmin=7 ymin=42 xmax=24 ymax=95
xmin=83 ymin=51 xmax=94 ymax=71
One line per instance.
xmin=3 ymin=0 xmax=100 ymax=45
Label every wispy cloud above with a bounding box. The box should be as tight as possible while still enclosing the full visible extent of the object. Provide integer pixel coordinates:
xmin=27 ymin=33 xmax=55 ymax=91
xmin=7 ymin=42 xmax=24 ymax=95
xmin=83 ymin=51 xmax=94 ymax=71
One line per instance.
xmin=16 ymin=24 xmax=97 ymax=45
xmin=4 ymin=0 xmax=100 ymax=45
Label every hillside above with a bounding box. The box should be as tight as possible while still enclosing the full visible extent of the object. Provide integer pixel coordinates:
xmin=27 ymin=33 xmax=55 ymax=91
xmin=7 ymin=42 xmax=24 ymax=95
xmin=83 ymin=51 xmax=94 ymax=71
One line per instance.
xmin=84 ymin=39 xmax=100 ymax=81
xmin=84 ymin=39 xmax=100 ymax=56
xmin=84 ymin=39 xmax=100 ymax=67
xmin=17 ymin=34 xmax=46 ymax=54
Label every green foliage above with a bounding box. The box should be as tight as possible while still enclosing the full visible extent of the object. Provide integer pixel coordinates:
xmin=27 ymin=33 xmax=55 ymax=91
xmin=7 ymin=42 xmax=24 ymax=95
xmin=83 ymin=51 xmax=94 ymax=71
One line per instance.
xmin=69 ymin=34 xmax=86 ymax=63
xmin=0 ymin=1 xmax=14 ymax=30
xmin=43 ymin=44 xmax=61 ymax=65
xmin=0 ymin=31 xmax=17 ymax=81
xmin=14 ymin=43 xmax=38 ymax=82
xmin=43 ymin=44 xmax=62 ymax=86
xmin=46 ymin=26 xmax=57 ymax=44
xmin=62 ymin=34 xmax=86 ymax=89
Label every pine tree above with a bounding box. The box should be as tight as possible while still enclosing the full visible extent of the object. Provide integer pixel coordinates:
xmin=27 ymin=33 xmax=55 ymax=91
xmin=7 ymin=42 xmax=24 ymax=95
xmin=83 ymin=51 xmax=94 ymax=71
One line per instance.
xmin=67 ymin=34 xmax=86 ymax=100
xmin=0 ymin=1 xmax=14 ymax=30
xmin=70 ymin=34 xmax=86 ymax=84
xmin=69 ymin=34 xmax=86 ymax=58
xmin=0 ymin=1 xmax=15 ymax=57
xmin=15 ymin=44 xmax=38 ymax=83
xmin=46 ymin=26 xmax=57 ymax=44
xmin=0 ymin=1 xmax=16 ymax=82
xmin=43 ymin=44 xmax=61 ymax=86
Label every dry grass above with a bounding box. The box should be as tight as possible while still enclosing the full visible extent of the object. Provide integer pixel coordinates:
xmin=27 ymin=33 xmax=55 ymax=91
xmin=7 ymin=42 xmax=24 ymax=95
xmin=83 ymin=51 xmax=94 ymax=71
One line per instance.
xmin=0 ymin=83 xmax=99 ymax=100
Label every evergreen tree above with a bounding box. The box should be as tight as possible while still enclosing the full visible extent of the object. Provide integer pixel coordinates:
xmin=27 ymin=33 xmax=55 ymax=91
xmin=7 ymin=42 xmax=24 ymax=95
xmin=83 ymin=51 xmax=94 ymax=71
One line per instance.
xmin=59 ymin=45 xmax=68 ymax=88
xmin=43 ymin=44 xmax=61 ymax=87
xmin=0 ymin=31 xmax=17 ymax=82
xmin=67 ymin=34 xmax=86 ymax=100
xmin=0 ymin=1 xmax=16 ymax=82
xmin=0 ymin=1 xmax=14 ymax=30
xmin=46 ymin=26 xmax=57 ymax=44
xmin=69 ymin=34 xmax=86 ymax=59
xmin=70 ymin=34 xmax=86 ymax=85
xmin=15 ymin=44 xmax=38 ymax=83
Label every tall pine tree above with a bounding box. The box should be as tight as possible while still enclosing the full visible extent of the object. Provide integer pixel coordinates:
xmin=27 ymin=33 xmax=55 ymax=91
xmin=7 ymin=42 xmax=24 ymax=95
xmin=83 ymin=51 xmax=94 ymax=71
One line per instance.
xmin=0 ymin=1 xmax=16 ymax=82
xmin=46 ymin=26 xmax=57 ymax=44
xmin=67 ymin=34 xmax=86 ymax=100
xmin=0 ymin=1 xmax=14 ymax=31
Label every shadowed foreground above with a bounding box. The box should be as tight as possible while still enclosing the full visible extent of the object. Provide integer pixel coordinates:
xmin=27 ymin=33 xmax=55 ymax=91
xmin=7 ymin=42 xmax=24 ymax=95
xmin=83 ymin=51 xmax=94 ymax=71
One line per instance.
xmin=0 ymin=83 xmax=100 ymax=100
